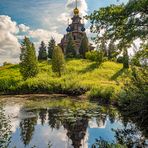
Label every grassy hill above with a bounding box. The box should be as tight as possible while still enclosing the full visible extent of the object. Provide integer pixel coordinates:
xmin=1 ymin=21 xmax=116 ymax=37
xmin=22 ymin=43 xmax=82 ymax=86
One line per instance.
xmin=0 ymin=59 xmax=129 ymax=102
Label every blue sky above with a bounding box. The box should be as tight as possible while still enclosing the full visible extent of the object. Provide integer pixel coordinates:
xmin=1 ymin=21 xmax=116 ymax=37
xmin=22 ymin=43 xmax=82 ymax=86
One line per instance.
xmin=0 ymin=0 xmax=128 ymax=64
xmin=0 ymin=0 xmax=128 ymax=30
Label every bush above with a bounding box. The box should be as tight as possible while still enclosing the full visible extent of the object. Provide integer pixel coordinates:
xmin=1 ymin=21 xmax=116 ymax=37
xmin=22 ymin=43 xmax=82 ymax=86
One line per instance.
xmin=0 ymin=78 xmax=18 ymax=93
xmin=89 ymin=86 xmax=114 ymax=103
xmin=3 ymin=62 xmax=12 ymax=66
xmin=117 ymin=56 xmax=124 ymax=63
xmin=86 ymin=50 xmax=104 ymax=65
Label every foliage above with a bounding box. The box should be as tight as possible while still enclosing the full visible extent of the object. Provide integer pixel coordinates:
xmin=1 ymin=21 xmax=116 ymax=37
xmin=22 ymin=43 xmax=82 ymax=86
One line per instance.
xmin=87 ymin=0 xmax=148 ymax=68
xmin=20 ymin=37 xmax=39 ymax=80
xmin=65 ymin=33 xmax=77 ymax=58
xmin=86 ymin=50 xmax=104 ymax=65
xmin=131 ymin=43 xmax=148 ymax=66
xmin=38 ymin=41 xmax=47 ymax=61
xmin=52 ymin=46 xmax=65 ymax=77
xmin=118 ymin=66 xmax=147 ymax=104
xmin=117 ymin=65 xmax=148 ymax=136
xmin=117 ymin=56 xmax=124 ymax=64
xmin=79 ymin=33 xmax=89 ymax=58
xmin=48 ymin=37 xmax=56 ymax=59
xmin=113 ymin=126 xmax=148 ymax=147
xmin=92 ymin=138 xmax=126 ymax=148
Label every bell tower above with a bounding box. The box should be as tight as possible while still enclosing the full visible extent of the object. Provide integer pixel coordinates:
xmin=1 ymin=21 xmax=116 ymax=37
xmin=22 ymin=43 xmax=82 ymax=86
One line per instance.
xmin=59 ymin=0 xmax=88 ymax=55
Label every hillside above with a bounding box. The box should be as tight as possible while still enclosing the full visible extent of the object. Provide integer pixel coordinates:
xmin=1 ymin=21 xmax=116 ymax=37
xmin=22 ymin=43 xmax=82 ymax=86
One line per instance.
xmin=0 ymin=59 xmax=129 ymax=102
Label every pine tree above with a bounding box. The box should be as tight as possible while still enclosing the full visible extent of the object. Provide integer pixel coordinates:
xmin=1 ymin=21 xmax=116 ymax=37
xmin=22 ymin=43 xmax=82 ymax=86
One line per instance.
xmin=20 ymin=37 xmax=39 ymax=80
xmin=108 ymin=40 xmax=119 ymax=60
xmin=123 ymin=49 xmax=129 ymax=69
xmin=52 ymin=46 xmax=65 ymax=77
xmin=79 ymin=34 xmax=89 ymax=58
xmin=38 ymin=41 xmax=47 ymax=61
xmin=48 ymin=37 xmax=56 ymax=59
xmin=66 ymin=33 xmax=76 ymax=58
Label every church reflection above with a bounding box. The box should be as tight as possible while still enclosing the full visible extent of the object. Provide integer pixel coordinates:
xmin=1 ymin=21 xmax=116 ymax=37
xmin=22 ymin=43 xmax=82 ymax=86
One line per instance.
xmin=0 ymin=104 xmax=147 ymax=148
xmin=18 ymin=106 xmax=113 ymax=148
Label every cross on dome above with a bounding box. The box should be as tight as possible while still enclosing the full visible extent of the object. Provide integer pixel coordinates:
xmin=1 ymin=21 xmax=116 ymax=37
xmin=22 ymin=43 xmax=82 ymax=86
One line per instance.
xmin=74 ymin=0 xmax=79 ymax=15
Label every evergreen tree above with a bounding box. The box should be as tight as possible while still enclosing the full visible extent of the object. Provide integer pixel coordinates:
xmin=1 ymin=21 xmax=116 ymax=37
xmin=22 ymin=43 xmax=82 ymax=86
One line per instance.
xmin=66 ymin=33 xmax=76 ymax=58
xmin=20 ymin=37 xmax=39 ymax=80
xmin=38 ymin=41 xmax=47 ymax=61
xmin=52 ymin=46 xmax=65 ymax=77
xmin=48 ymin=37 xmax=56 ymax=59
xmin=123 ymin=49 xmax=129 ymax=69
xmin=79 ymin=34 xmax=89 ymax=58
xmin=108 ymin=40 xmax=119 ymax=60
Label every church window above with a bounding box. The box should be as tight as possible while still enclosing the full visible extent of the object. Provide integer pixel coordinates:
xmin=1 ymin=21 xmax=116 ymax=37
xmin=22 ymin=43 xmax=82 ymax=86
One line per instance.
xmin=74 ymin=35 xmax=76 ymax=40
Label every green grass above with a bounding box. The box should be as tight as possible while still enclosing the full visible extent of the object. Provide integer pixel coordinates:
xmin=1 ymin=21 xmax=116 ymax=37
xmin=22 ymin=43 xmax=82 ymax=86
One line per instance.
xmin=0 ymin=59 xmax=129 ymax=101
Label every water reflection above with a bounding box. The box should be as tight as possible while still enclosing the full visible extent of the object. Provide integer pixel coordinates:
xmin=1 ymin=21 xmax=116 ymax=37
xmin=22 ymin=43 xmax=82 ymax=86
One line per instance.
xmin=0 ymin=106 xmax=12 ymax=148
xmin=0 ymin=97 xmax=147 ymax=148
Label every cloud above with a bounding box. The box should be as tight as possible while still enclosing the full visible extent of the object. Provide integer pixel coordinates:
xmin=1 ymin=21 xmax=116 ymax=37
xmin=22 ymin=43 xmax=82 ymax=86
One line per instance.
xmin=4 ymin=104 xmax=22 ymax=133
xmin=0 ymin=15 xmax=20 ymax=64
xmin=58 ymin=0 xmax=88 ymax=24
xmin=0 ymin=15 xmax=63 ymax=65
xmin=18 ymin=24 xmax=30 ymax=32
xmin=28 ymin=29 xmax=63 ymax=45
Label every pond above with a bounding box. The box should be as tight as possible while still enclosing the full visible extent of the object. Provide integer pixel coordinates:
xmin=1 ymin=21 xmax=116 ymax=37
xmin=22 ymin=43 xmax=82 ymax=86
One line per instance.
xmin=0 ymin=95 xmax=147 ymax=148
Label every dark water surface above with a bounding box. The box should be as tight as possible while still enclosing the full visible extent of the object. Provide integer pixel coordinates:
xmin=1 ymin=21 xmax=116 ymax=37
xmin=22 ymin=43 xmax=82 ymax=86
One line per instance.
xmin=0 ymin=95 xmax=147 ymax=148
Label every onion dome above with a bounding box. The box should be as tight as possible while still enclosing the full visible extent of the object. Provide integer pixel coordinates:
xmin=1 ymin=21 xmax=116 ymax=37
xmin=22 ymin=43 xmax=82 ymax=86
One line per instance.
xmin=81 ymin=25 xmax=86 ymax=32
xmin=74 ymin=7 xmax=79 ymax=15
xmin=66 ymin=25 xmax=72 ymax=32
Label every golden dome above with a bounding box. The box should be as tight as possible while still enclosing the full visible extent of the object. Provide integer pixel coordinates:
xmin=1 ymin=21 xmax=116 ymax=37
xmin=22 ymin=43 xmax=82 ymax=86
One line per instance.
xmin=74 ymin=7 xmax=79 ymax=15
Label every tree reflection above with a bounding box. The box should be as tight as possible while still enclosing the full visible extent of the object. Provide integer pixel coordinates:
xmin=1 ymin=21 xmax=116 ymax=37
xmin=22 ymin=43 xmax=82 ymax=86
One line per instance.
xmin=113 ymin=124 xmax=148 ymax=147
xmin=48 ymin=108 xmax=63 ymax=130
xmin=20 ymin=116 xmax=37 ymax=146
xmin=39 ymin=109 xmax=47 ymax=126
xmin=0 ymin=106 xmax=12 ymax=148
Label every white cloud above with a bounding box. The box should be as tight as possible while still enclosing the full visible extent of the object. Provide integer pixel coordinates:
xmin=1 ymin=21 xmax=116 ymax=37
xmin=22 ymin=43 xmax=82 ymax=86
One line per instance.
xmin=18 ymin=24 xmax=30 ymax=32
xmin=0 ymin=15 xmax=20 ymax=65
xmin=28 ymin=29 xmax=62 ymax=44
xmin=4 ymin=104 xmax=22 ymax=133
xmin=0 ymin=15 xmax=63 ymax=65
xmin=58 ymin=0 xmax=88 ymax=24
xmin=128 ymin=38 xmax=143 ymax=56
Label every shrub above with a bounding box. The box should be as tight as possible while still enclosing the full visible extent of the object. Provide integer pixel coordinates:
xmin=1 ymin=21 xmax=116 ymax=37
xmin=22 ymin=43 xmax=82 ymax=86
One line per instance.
xmin=89 ymin=86 xmax=114 ymax=103
xmin=117 ymin=56 xmax=124 ymax=63
xmin=86 ymin=50 xmax=104 ymax=65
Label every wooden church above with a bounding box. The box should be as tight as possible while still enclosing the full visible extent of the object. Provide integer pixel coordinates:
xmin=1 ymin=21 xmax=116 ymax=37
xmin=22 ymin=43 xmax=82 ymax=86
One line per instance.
xmin=59 ymin=0 xmax=93 ymax=57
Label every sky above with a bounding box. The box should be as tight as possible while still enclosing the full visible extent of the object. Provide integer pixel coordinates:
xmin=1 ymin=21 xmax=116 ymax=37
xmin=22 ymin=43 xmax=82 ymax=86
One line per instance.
xmin=0 ymin=0 xmax=129 ymax=64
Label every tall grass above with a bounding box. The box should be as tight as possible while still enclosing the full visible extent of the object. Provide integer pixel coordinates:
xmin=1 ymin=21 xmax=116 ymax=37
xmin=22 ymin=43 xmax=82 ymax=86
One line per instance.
xmin=0 ymin=59 xmax=128 ymax=101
